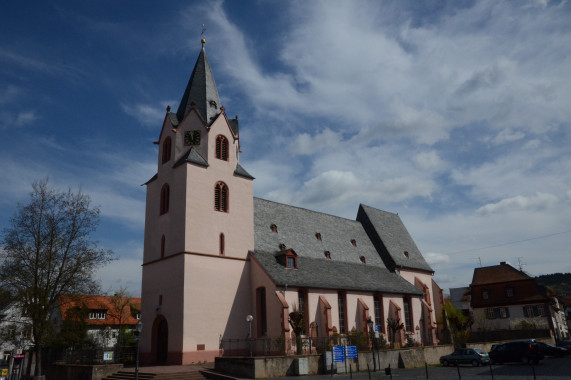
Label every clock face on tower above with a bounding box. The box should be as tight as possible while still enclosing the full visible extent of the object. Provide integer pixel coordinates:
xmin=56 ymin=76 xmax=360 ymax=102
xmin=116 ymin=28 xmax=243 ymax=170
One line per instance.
xmin=184 ymin=130 xmax=201 ymax=146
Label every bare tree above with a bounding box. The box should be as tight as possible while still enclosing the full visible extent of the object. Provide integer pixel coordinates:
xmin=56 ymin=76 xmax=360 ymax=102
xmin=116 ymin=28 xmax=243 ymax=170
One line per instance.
xmin=106 ymin=287 xmax=135 ymax=348
xmin=0 ymin=179 xmax=115 ymax=377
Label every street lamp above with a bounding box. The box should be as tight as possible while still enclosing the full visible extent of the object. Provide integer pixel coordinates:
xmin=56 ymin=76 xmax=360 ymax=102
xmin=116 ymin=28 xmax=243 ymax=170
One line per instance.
xmin=246 ymin=315 xmax=253 ymax=357
xmin=135 ymin=320 xmax=143 ymax=380
xmin=367 ymin=318 xmax=376 ymax=372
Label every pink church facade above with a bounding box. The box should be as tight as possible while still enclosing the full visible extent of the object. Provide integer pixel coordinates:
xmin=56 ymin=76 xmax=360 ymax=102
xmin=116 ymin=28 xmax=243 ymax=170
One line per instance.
xmin=140 ymin=42 xmax=444 ymax=365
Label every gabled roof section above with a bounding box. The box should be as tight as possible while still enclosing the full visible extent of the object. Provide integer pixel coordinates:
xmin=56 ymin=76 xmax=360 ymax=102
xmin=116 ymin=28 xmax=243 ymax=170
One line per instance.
xmin=471 ymin=262 xmax=530 ymax=285
xmin=176 ymin=44 xmax=222 ymax=126
xmin=254 ymin=198 xmax=385 ymax=267
xmin=234 ymin=163 xmax=254 ymax=179
xmin=173 ymin=147 xmax=209 ymax=168
xmin=357 ymin=204 xmax=433 ymax=273
xmin=251 ymin=250 xmax=422 ymax=295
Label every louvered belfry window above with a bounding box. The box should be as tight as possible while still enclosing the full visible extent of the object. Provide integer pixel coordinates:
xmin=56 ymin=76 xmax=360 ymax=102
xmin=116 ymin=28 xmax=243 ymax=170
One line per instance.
xmin=216 ymin=135 xmax=229 ymax=161
xmin=215 ymin=182 xmax=228 ymax=212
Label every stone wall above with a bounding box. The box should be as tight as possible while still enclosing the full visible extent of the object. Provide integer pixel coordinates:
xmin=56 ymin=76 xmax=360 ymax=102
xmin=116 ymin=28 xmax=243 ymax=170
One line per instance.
xmin=46 ymin=363 xmax=123 ymax=380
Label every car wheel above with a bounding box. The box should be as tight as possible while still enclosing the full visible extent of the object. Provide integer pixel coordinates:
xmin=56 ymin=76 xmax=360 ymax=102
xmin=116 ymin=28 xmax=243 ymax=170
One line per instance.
xmin=472 ymin=360 xmax=479 ymax=367
xmin=521 ymin=356 xmax=530 ymax=364
xmin=442 ymin=360 xmax=449 ymax=367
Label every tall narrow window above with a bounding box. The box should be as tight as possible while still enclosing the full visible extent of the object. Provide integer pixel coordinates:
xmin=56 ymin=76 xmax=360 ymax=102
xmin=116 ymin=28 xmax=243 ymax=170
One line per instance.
xmin=298 ymin=290 xmax=307 ymax=334
xmin=403 ymin=298 xmax=412 ymax=331
xmin=338 ymin=292 xmax=346 ymax=334
xmin=257 ymin=287 xmax=267 ymax=336
xmin=160 ymin=184 xmax=170 ymax=215
xmin=374 ymin=295 xmax=382 ymax=330
xmin=219 ymin=233 xmax=225 ymax=255
xmin=161 ymin=235 xmax=165 ymax=258
xmin=214 ymin=182 xmax=228 ymax=212
xmin=216 ymin=135 xmax=229 ymax=161
xmin=162 ymin=137 xmax=172 ymax=164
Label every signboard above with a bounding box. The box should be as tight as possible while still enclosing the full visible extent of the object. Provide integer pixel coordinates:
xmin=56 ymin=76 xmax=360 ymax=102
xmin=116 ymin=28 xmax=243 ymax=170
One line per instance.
xmin=374 ymin=324 xmax=380 ymax=338
xmin=103 ymin=351 xmax=114 ymax=361
xmin=345 ymin=345 xmax=358 ymax=359
xmin=332 ymin=346 xmax=345 ymax=362
xmin=1 ymin=369 xmax=8 ymax=376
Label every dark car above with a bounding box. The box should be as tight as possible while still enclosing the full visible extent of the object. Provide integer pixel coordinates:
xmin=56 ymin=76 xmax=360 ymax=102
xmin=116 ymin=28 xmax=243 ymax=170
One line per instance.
xmin=556 ymin=340 xmax=571 ymax=350
xmin=536 ymin=341 xmax=568 ymax=357
xmin=440 ymin=348 xmax=491 ymax=367
xmin=489 ymin=340 xmax=544 ymax=364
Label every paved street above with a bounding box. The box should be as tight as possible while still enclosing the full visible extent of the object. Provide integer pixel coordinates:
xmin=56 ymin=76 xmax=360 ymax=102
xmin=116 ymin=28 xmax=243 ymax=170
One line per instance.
xmin=266 ymin=356 xmax=571 ymax=380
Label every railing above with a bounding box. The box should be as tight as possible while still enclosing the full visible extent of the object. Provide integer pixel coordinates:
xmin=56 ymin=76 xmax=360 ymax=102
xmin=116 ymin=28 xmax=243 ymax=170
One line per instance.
xmin=44 ymin=345 xmax=137 ymax=365
xmin=219 ymin=334 xmax=384 ymax=357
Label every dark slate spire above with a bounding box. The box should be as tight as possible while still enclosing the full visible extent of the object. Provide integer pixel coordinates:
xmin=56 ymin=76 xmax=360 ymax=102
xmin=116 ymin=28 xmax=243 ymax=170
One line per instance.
xmin=176 ymin=40 xmax=222 ymax=125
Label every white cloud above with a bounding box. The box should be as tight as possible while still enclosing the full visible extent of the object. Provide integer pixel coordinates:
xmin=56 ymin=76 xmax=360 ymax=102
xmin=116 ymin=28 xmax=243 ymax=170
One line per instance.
xmin=121 ymin=103 xmax=168 ymax=128
xmin=492 ymin=128 xmax=526 ymax=145
xmin=288 ymin=128 xmax=342 ymax=156
xmin=15 ymin=111 xmax=38 ymax=126
xmin=476 ymin=193 xmax=559 ymax=215
xmin=424 ymin=252 xmax=451 ymax=267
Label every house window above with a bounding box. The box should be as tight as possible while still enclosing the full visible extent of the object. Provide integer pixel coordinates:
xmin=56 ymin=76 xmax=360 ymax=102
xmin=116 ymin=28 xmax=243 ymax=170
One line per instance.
xmin=324 ymin=251 xmax=331 ymax=259
xmin=403 ymin=298 xmax=412 ymax=331
xmin=162 ymin=136 xmax=172 ymax=164
xmin=486 ymin=307 xmax=510 ymax=319
xmin=214 ymin=182 xmax=228 ymax=212
xmin=338 ymin=292 xmax=346 ymax=334
xmin=219 ymin=233 xmax=225 ymax=255
xmin=270 ymin=224 xmax=277 ymax=233
xmin=315 ymin=233 xmax=322 ymax=241
xmin=287 ymin=256 xmax=296 ymax=269
xmin=374 ymin=295 xmax=383 ymax=330
xmin=88 ymin=310 xmax=107 ymax=320
xmin=160 ymin=184 xmax=170 ymax=215
xmin=351 ymin=239 xmax=356 ymax=247
xmin=257 ymin=287 xmax=267 ymax=336
xmin=216 ymin=135 xmax=229 ymax=161
xmin=505 ymin=287 xmax=514 ymax=297
xmin=298 ymin=290 xmax=307 ymax=334
xmin=161 ymin=235 xmax=165 ymax=258
xmin=482 ymin=290 xmax=489 ymax=300
xmin=523 ymin=304 xmax=547 ymax=317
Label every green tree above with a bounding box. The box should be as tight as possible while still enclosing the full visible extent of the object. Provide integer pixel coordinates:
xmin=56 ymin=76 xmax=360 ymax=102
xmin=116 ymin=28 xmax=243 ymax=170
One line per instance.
xmin=442 ymin=302 xmax=472 ymax=348
xmin=0 ymin=179 xmax=115 ymax=377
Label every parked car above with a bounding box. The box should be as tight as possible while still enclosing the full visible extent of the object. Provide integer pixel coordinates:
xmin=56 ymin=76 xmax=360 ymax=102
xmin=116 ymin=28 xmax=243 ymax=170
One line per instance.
xmin=489 ymin=340 xmax=544 ymax=364
xmin=440 ymin=348 xmax=491 ymax=367
xmin=556 ymin=340 xmax=571 ymax=350
xmin=536 ymin=341 xmax=568 ymax=357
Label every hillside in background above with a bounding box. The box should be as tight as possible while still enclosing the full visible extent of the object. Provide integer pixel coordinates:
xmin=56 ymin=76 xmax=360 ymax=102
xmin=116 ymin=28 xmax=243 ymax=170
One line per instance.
xmin=536 ymin=273 xmax=571 ymax=295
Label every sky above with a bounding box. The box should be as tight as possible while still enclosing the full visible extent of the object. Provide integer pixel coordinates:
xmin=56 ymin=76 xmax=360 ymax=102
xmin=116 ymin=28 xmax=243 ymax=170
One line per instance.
xmin=1 ymin=0 xmax=570 ymax=297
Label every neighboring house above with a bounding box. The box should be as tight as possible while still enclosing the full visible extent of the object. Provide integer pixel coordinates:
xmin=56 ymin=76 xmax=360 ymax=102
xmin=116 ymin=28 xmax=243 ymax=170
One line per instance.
xmin=56 ymin=295 xmax=141 ymax=348
xmin=0 ymin=302 xmax=32 ymax=363
xmin=470 ymin=262 xmax=569 ymax=341
xmin=139 ymin=40 xmax=445 ymax=365
xmin=449 ymin=287 xmax=471 ymax=317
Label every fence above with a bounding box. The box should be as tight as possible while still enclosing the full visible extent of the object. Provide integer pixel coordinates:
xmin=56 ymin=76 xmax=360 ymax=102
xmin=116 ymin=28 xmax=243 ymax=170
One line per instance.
xmin=220 ymin=334 xmax=385 ymax=357
xmin=44 ymin=345 xmax=137 ymax=365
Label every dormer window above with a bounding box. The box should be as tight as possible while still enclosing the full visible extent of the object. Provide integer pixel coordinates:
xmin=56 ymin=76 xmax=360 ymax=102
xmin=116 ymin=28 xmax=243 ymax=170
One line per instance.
xmin=482 ymin=290 xmax=489 ymax=300
xmin=88 ymin=310 xmax=107 ymax=320
xmin=209 ymin=100 xmax=217 ymax=109
xmin=403 ymin=251 xmax=409 ymax=259
xmin=287 ymin=256 xmax=296 ymax=268
xmin=360 ymin=256 xmax=366 ymax=264
xmin=276 ymin=248 xmax=297 ymax=269
xmin=324 ymin=251 xmax=331 ymax=259
xmin=351 ymin=239 xmax=356 ymax=247
xmin=505 ymin=287 xmax=514 ymax=298
xmin=315 ymin=233 xmax=322 ymax=241
xmin=270 ymin=224 xmax=277 ymax=233
xmin=279 ymin=243 xmax=286 ymax=250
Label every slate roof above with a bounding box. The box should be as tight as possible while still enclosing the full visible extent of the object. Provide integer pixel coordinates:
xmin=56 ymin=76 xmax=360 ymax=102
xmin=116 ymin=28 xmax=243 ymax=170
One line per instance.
xmin=234 ymin=163 xmax=254 ymax=179
xmin=173 ymin=147 xmax=209 ymax=168
xmin=357 ymin=204 xmax=433 ymax=273
xmin=252 ymin=198 xmax=424 ymax=296
xmin=471 ymin=262 xmax=529 ymax=285
xmin=176 ymin=45 xmax=222 ymax=126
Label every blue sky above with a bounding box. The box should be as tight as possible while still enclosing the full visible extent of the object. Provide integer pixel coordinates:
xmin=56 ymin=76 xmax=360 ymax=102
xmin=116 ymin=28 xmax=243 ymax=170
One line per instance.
xmin=1 ymin=0 xmax=570 ymax=297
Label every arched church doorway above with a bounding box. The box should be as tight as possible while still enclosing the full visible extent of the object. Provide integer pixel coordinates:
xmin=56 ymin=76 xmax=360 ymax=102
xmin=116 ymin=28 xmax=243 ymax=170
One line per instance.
xmin=152 ymin=316 xmax=169 ymax=364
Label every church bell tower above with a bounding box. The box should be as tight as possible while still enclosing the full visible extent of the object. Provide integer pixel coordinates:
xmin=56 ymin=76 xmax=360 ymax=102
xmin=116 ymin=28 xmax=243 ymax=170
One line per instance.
xmin=140 ymin=40 xmax=255 ymax=364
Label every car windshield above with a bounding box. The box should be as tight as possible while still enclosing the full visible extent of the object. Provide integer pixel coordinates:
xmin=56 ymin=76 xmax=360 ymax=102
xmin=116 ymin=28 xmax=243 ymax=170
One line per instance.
xmin=474 ymin=348 xmax=486 ymax=354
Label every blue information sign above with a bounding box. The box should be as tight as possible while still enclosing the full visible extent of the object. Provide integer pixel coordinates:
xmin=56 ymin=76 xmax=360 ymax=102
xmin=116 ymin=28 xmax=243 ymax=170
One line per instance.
xmin=345 ymin=345 xmax=358 ymax=359
xmin=333 ymin=346 xmax=345 ymax=362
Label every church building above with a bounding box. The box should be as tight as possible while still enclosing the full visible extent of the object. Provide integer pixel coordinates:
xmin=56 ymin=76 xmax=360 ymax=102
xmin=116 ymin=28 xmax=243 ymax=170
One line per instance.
xmin=140 ymin=41 xmax=444 ymax=365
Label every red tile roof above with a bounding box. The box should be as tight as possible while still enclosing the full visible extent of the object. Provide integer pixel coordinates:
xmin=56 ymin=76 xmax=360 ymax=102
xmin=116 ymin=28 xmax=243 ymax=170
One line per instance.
xmin=59 ymin=294 xmax=141 ymax=326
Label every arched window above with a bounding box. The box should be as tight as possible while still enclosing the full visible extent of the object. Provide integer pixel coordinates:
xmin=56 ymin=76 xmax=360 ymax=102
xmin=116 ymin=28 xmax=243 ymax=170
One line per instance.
xmin=160 ymin=184 xmax=170 ymax=215
xmin=161 ymin=235 xmax=165 ymax=258
xmin=214 ymin=182 xmax=228 ymax=212
xmin=162 ymin=137 xmax=172 ymax=164
xmin=215 ymin=135 xmax=229 ymax=161
xmin=219 ymin=233 xmax=225 ymax=255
